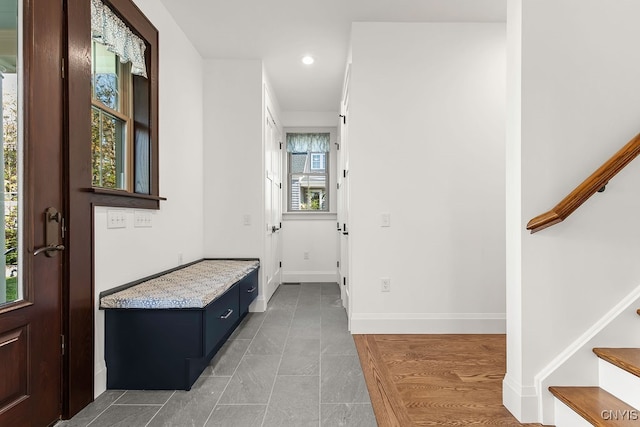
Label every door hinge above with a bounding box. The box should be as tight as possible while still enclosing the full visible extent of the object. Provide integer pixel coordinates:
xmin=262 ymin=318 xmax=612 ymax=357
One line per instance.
xmin=279 ymin=183 xmax=282 ymax=189
xmin=279 ymin=222 xmax=282 ymax=229
xmin=337 ymin=260 xmax=340 ymax=268
xmin=279 ymin=142 xmax=283 ymax=150
xmin=61 ymin=334 xmax=65 ymax=355
xmin=61 ymin=57 xmax=65 ymax=79
xmin=339 ymin=114 xmax=346 ymax=125
xmin=343 ymin=277 xmax=346 ymax=286
xmin=337 ymin=183 xmax=340 ymax=190
xmin=279 ymin=261 xmax=282 ymax=268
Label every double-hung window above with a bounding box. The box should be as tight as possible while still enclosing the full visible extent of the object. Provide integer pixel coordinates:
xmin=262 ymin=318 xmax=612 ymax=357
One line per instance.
xmin=89 ymin=0 xmax=159 ymax=204
xmin=287 ymin=133 xmax=330 ymax=212
xmin=91 ymin=41 xmax=131 ymax=189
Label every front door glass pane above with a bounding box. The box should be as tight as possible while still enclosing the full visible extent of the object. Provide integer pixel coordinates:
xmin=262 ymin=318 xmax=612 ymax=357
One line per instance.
xmin=0 ymin=0 xmax=21 ymax=305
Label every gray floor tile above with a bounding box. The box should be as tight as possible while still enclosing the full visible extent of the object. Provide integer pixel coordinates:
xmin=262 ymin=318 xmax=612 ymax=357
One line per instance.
xmin=146 ymin=376 xmax=229 ymax=427
xmin=229 ymin=312 xmax=266 ymax=340
xmin=63 ymin=282 xmax=373 ymax=427
xmin=262 ymin=376 xmax=319 ymax=427
xmin=86 ymin=405 xmax=159 ymax=427
xmin=218 ymin=355 xmax=281 ymax=404
xmin=278 ymin=338 xmax=320 ymax=375
xmin=294 ymin=305 xmax=321 ymax=320
xmin=205 ymin=405 xmax=266 ymax=427
xmin=321 ymin=283 xmax=341 ymax=295
xmin=321 ymin=307 xmax=348 ymax=327
xmin=206 ymin=339 xmax=251 ymax=376
xmin=321 ymin=328 xmax=357 ymax=355
xmin=321 ymin=294 xmax=343 ymax=309
xmin=56 ymin=390 xmax=125 ymax=427
xmin=115 ymin=390 xmax=174 ymax=405
xmin=289 ymin=321 xmax=321 ymax=339
xmin=246 ymin=325 xmax=288 ymax=355
xmin=261 ymin=307 xmax=294 ymax=327
xmin=321 ymin=355 xmax=370 ymax=404
xmin=321 ymin=403 xmax=377 ymax=426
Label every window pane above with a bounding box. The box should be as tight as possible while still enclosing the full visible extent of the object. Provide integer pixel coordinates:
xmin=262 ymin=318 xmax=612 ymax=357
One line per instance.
xmin=91 ymin=41 xmax=119 ymax=110
xmin=310 ymin=153 xmax=325 ymax=172
xmin=92 ymin=107 xmax=126 ymax=189
xmin=290 ymin=173 xmax=327 ymax=211
xmin=0 ymin=0 xmax=21 ymax=306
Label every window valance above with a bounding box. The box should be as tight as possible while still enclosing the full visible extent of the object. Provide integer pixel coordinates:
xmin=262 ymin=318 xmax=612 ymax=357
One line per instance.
xmin=286 ymin=133 xmax=330 ymax=153
xmin=91 ymin=0 xmax=147 ymax=77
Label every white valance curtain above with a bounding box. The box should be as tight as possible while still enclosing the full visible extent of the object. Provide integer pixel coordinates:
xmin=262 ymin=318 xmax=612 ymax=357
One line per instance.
xmin=91 ymin=0 xmax=147 ymax=78
xmin=286 ymin=133 xmax=330 ymax=153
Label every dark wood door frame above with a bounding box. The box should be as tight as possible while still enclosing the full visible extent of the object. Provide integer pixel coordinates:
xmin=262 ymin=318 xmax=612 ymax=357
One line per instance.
xmin=63 ymin=0 xmax=160 ymax=418
xmin=63 ymin=0 xmax=94 ymax=417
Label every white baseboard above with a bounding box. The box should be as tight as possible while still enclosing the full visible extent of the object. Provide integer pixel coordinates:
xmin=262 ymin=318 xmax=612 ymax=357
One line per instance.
xmin=94 ymin=361 xmax=107 ymax=398
xmin=251 ymin=275 xmax=280 ymax=312
xmin=503 ymin=374 xmax=540 ymax=423
xmin=282 ymin=270 xmax=337 ymax=283
xmin=349 ymin=312 xmax=506 ymax=334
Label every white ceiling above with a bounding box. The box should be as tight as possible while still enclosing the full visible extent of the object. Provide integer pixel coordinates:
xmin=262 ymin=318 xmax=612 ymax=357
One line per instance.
xmin=158 ymin=0 xmax=506 ymax=112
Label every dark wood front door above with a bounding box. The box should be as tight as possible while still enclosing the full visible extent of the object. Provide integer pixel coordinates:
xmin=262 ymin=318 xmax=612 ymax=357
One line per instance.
xmin=0 ymin=0 xmax=65 ymax=426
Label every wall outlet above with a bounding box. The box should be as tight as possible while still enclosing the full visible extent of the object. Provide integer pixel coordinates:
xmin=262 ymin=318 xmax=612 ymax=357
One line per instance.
xmin=303 ymin=251 xmax=309 ymax=260
xmin=106 ymin=209 xmax=127 ymax=229
xmin=243 ymin=214 xmax=251 ymax=225
xmin=381 ymin=277 xmax=391 ymax=292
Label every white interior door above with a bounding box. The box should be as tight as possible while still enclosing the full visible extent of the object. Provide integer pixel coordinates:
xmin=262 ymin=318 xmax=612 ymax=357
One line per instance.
xmin=271 ymin=120 xmax=282 ymax=286
xmin=264 ymin=108 xmax=281 ymax=298
xmin=339 ymin=70 xmax=351 ymax=320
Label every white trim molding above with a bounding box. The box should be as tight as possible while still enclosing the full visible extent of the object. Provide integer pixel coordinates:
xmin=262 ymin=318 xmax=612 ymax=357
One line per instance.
xmin=349 ymin=312 xmax=506 ymax=334
xmin=503 ymin=374 xmax=539 ymax=423
xmin=534 ymin=282 xmax=640 ymax=425
xmin=282 ymin=270 xmax=337 ymax=284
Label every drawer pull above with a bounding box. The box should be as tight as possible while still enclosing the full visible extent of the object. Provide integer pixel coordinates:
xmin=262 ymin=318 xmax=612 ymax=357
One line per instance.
xmin=247 ymin=286 xmax=257 ymax=293
xmin=220 ymin=309 xmax=234 ymax=319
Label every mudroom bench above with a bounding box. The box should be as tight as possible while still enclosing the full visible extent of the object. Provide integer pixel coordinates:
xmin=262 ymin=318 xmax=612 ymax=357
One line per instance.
xmin=99 ymin=258 xmax=259 ymax=390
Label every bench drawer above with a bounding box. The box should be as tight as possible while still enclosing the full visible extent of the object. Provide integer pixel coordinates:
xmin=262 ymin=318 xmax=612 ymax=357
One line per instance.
xmin=204 ymin=283 xmax=240 ymax=356
xmin=239 ymin=269 xmax=259 ymax=313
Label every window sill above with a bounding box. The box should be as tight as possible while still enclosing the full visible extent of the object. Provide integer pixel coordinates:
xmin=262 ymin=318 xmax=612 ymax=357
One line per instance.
xmin=283 ymin=212 xmax=337 ymax=221
xmin=88 ymin=187 xmax=166 ymax=209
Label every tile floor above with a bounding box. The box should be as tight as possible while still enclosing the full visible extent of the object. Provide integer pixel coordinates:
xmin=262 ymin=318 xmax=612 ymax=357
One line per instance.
xmin=56 ymin=282 xmax=377 ymax=427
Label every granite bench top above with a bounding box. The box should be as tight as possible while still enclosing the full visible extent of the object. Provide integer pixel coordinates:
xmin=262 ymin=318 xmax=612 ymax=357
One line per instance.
xmin=99 ymin=259 xmax=259 ymax=309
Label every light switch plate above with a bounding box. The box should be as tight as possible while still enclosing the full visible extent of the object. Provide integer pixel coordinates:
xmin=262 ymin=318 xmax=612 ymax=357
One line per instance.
xmin=381 ymin=212 xmax=391 ymax=227
xmin=107 ymin=209 xmax=127 ymax=229
xmin=134 ymin=210 xmax=152 ymax=228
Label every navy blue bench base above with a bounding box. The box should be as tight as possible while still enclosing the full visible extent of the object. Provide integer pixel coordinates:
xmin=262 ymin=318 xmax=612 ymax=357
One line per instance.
xmin=101 ymin=260 xmax=259 ymax=390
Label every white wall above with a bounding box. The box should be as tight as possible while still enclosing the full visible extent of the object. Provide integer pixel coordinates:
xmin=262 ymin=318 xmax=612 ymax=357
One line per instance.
xmin=94 ymin=0 xmax=204 ymax=397
xmin=281 ymin=127 xmax=338 ymax=283
xmin=202 ymin=59 xmax=263 ymax=259
xmin=281 ymin=111 xmax=339 ymax=128
xmin=348 ymin=22 xmax=506 ymax=333
xmin=202 ymin=60 xmax=285 ymax=309
xmin=505 ymin=0 xmax=640 ymax=422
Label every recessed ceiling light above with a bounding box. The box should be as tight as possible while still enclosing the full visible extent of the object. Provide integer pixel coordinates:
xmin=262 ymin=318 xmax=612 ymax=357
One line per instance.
xmin=302 ymin=56 xmax=315 ymax=65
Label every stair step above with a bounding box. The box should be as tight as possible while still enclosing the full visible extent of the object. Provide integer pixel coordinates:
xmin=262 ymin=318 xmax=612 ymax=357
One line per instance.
xmin=593 ymin=348 xmax=640 ymax=378
xmin=549 ymin=386 xmax=638 ymax=426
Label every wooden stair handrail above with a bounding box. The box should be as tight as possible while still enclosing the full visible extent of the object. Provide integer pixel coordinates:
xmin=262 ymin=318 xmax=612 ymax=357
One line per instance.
xmin=527 ymin=133 xmax=640 ymax=233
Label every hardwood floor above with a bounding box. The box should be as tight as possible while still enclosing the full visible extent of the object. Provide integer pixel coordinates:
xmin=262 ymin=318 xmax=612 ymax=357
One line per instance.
xmin=354 ymin=334 xmax=546 ymax=426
